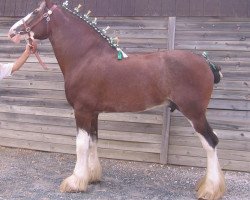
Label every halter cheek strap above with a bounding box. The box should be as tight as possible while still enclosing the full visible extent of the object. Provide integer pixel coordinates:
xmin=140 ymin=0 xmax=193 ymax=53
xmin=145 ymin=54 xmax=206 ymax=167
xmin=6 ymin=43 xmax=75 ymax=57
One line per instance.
xmin=23 ymin=5 xmax=57 ymax=34
xmin=22 ymin=5 xmax=57 ymax=70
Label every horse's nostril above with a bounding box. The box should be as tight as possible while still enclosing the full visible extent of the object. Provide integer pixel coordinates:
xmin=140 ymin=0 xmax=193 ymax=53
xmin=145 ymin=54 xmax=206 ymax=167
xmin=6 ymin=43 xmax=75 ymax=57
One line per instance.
xmin=9 ymin=33 xmax=16 ymax=38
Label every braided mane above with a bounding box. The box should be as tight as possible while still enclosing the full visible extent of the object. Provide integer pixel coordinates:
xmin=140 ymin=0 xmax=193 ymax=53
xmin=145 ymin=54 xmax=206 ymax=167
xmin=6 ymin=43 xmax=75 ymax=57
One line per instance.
xmin=62 ymin=1 xmax=119 ymax=50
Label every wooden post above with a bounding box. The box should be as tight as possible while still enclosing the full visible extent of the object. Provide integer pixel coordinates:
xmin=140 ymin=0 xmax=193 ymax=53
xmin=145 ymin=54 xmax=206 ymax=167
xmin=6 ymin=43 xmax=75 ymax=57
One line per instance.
xmin=160 ymin=17 xmax=176 ymax=164
xmin=168 ymin=17 xmax=176 ymax=51
xmin=160 ymin=106 xmax=171 ymax=164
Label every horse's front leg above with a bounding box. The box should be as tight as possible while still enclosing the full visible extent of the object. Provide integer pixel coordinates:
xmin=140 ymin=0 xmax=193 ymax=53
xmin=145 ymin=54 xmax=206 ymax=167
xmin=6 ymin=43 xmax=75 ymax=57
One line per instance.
xmin=88 ymin=113 xmax=102 ymax=183
xmin=60 ymin=111 xmax=93 ymax=193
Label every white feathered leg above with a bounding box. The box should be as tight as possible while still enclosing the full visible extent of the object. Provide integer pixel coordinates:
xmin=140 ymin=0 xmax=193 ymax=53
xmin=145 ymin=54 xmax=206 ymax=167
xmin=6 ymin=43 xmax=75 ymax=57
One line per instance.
xmin=60 ymin=129 xmax=90 ymax=192
xmin=196 ymin=134 xmax=226 ymax=200
xmin=88 ymin=138 xmax=102 ymax=183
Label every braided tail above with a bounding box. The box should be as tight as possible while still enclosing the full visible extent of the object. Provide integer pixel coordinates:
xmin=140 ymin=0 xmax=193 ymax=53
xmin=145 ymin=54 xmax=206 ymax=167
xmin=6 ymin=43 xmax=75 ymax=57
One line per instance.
xmin=209 ymin=62 xmax=223 ymax=84
xmin=202 ymin=52 xmax=223 ymax=84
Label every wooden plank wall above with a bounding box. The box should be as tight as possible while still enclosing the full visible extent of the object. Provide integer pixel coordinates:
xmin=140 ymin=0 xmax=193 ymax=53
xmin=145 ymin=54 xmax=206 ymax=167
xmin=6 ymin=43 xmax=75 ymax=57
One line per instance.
xmin=0 ymin=16 xmax=249 ymax=172
xmin=170 ymin=17 xmax=250 ymax=172
xmin=1 ymin=0 xmax=250 ymax=17
xmin=0 ymin=17 xmax=168 ymax=163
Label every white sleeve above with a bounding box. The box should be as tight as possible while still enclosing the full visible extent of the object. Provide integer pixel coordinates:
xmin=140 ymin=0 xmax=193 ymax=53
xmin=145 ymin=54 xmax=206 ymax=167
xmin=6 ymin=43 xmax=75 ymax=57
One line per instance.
xmin=0 ymin=63 xmax=14 ymax=80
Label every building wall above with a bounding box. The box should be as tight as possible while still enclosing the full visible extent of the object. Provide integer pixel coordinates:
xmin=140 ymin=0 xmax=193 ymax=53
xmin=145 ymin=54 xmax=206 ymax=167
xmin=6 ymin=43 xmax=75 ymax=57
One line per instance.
xmin=1 ymin=0 xmax=250 ymax=17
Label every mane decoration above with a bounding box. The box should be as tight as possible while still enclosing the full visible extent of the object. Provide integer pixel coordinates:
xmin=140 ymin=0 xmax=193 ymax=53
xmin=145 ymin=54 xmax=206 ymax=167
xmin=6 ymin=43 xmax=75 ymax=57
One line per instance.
xmin=62 ymin=1 xmax=128 ymax=60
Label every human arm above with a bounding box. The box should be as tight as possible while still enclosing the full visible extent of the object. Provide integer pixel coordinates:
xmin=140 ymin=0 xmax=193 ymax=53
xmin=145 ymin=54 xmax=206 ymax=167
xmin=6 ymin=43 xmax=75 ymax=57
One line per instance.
xmin=11 ymin=44 xmax=32 ymax=74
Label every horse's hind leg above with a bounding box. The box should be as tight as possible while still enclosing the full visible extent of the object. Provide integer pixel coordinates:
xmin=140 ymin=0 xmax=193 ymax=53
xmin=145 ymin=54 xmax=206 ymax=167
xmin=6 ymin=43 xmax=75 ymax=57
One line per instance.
xmin=189 ymin=115 xmax=225 ymax=200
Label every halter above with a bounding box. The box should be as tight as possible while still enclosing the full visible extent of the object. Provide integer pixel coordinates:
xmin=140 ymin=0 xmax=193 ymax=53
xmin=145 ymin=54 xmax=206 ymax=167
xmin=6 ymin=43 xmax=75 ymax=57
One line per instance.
xmin=22 ymin=5 xmax=57 ymax=70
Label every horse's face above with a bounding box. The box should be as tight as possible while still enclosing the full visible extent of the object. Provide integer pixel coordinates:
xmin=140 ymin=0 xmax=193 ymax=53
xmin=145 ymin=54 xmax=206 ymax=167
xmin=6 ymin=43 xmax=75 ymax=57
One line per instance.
xmin=9 ymin=1 xmax=51 ymax=43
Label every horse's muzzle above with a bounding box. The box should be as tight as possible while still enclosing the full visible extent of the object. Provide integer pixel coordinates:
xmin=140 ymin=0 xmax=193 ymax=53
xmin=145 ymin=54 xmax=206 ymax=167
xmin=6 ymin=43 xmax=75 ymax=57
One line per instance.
xmin=9 ymin=33 xmax=16 ymax=38
xmin=8 ymin=30 xmax=21 ymax=43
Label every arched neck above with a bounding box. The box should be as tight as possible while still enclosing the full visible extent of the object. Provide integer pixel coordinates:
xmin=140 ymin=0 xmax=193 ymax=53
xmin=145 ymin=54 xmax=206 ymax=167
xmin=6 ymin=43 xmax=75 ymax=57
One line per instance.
xmin=48 ymin=6 xmax=116 ymax=76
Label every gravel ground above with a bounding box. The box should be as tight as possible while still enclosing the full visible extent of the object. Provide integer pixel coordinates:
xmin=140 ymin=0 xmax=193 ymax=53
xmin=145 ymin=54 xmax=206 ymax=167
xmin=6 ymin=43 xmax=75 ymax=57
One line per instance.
xmin=0 ymin=146 xmax=249 ymax=200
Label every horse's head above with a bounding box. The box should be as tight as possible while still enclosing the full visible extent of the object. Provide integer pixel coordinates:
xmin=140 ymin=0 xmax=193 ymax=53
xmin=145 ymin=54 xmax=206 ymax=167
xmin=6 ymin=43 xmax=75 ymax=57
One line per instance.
xmin=8 ymin=0 xmax=56 ymax=43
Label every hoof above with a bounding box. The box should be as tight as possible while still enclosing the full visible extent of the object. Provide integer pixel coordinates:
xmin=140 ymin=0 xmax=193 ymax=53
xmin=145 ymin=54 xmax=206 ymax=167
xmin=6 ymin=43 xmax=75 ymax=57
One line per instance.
xmin=60 ymin=174 xmax=88 ymax=193
xmin=196 ymin=176 xmax=206 ymax=191
xmin=196 ymin=175 xmax=225 ymax=200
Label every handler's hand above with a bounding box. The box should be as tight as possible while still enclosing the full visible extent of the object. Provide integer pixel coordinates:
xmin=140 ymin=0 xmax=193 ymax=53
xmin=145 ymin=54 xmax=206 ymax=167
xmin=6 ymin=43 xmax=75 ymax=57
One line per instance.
xmin=25 ymin=43 xmax=36 ymax=54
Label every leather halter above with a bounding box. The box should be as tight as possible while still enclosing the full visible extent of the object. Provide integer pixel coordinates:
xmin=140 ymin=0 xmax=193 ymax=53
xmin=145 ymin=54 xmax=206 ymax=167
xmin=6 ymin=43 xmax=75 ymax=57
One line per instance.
xmin=22 ymin=5 xmax=57 ymax=70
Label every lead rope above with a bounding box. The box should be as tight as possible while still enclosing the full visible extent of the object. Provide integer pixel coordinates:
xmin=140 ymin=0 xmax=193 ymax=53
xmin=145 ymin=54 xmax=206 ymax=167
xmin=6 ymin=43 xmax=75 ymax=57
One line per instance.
xmin=22 ymin=19 xmax=48 ymax=70
xmin=33 ymin=44 xmax=48 ymax=70
xmin=22 ymin=20 xmax=49 ymax=70
xmin=23 ymin=19 xmax=48 ymax=70
xmin=22 ymin=5 xmax=57 ymax=69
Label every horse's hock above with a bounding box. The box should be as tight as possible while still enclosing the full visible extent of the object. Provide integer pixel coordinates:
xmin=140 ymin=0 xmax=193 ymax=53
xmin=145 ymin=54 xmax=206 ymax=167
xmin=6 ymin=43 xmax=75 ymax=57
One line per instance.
xmin=0 ymin=5 xmax=250 ymax=174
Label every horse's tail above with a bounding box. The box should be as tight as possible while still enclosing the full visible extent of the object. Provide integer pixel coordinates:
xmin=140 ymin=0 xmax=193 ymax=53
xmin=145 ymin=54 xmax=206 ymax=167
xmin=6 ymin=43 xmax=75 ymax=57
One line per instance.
xmin=202 ymin=52 xmax=223 ymax=84
xmin=209 ymin=62 xmax=222 ymax=84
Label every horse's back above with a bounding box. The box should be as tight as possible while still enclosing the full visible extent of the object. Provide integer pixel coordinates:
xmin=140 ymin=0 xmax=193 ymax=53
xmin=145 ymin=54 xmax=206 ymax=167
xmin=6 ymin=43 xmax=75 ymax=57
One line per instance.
xmin=131 ymin=50 xmax=214 ymax=92
xmin=65 ymin=49 xmax=214 ymax=113
xmin=130 ymin=50 xmax=214 ymax=81
xmin=163 ymin=50 xmax=213 ymax=76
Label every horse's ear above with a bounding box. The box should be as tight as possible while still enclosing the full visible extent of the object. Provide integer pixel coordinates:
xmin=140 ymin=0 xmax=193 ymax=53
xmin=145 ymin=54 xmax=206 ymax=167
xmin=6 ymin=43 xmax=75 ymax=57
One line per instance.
xmin=45 ymin=0 xmax=53 ymax=8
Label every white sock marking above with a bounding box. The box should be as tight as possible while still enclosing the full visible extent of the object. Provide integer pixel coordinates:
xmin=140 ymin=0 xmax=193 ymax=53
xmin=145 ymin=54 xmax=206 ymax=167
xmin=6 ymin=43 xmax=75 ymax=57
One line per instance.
xmin=74 ymin=129 xmax=90 ymax=178
xmin=197 ymin=134 xmax=220 ymax=184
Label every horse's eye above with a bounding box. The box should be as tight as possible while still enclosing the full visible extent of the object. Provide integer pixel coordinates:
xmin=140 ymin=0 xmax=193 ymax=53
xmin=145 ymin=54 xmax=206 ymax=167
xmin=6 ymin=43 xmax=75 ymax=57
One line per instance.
xmin=33 ymin=9 xmax=39 ymax=14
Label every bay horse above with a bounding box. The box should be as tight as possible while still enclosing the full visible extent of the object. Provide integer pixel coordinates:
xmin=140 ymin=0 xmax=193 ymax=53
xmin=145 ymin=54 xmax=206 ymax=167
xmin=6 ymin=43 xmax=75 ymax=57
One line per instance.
xmin=8 ymin=0 xmax=225 ymax=199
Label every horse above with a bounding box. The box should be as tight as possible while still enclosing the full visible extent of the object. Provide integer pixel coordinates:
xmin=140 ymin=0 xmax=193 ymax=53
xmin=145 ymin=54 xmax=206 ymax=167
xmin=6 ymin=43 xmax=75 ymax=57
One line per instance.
xmin=8 ymin=0 xmax=225 ymax=199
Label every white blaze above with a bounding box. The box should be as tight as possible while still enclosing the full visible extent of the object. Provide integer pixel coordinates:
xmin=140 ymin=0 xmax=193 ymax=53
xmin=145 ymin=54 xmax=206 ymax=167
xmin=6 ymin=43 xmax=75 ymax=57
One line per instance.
xmin=8 ymin=13 xmax=33 ymax=43
xmin=9 ymin=13 xmax=33 ymax=33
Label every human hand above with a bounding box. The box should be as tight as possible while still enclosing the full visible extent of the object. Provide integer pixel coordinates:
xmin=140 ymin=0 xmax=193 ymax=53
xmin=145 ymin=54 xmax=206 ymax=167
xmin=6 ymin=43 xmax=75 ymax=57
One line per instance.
xmin=25 ymin=43 xmax=36 ymax=55
xmin=24 ymin=44 xmax=32 ymax=55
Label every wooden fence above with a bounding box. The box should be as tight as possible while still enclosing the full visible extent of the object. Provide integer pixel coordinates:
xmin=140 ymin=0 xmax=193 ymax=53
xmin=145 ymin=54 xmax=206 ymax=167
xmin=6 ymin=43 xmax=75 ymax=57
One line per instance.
xmin=170 ymin=17 xmax=250 ymax=172
xmin=0 ymin=15 xmax=249 ymax=172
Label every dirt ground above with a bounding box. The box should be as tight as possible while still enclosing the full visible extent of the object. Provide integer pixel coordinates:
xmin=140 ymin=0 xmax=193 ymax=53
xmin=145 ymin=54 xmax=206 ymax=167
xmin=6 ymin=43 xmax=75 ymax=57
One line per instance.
xmin=0 ymin=146 xmax=249 ymax=200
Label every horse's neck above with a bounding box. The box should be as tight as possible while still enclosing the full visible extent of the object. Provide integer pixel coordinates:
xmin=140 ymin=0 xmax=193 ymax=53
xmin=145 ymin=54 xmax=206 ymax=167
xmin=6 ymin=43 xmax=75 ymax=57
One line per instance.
xmin=49 ymin=9 xmax=114 ymax=75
